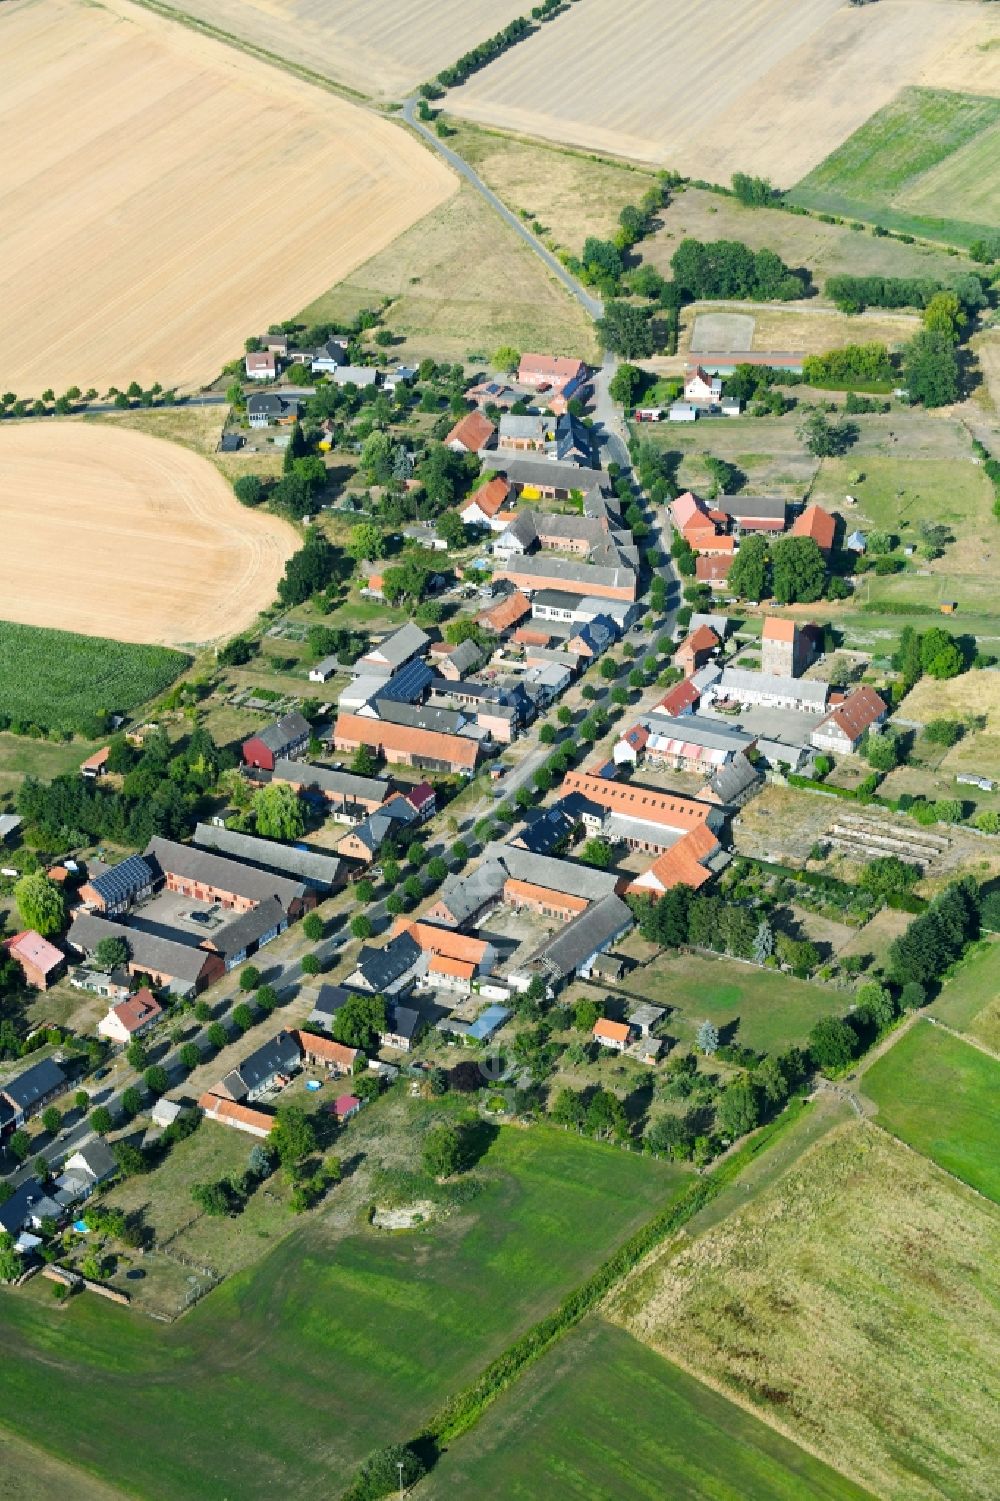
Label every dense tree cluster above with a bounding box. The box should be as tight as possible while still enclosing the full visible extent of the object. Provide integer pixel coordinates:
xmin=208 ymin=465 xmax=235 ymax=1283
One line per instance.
xmin=670 ymin=238 xmax=809 ymax=301
xmin=802 ymin=342 xmax=893 ymax=387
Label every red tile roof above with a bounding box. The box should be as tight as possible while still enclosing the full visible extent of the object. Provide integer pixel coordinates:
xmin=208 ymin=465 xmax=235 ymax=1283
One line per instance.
xmin=445 ymin=410 xmax=495 ymax=452
xmin=594 ymin=1018 xmax=630 ymax=1044
xmin=334 ymin=1094 xmax=361 ymax=1117
xmin=696 ymin=555 xmax=733 ymax=582
xmin=792 ymin=504 xmax=836 ymax=551
xmin=682 ymin=624 xmax=721 ymax=654
xmin=464 ymin=475 xmax=511 ymax=517
xmin=292 ymin=1030 xmax=358 ymax=1069
xmin=817 ymin=686 xmax=887 ymax=742
xmin=333 ymin=714 xmax=479 ymax=771
xmin=762 ymin=616 xmax=797 ymax=643
xmin=561 ymin=771 xmax=713 ymax=831
xmin=428 ymin=954 xmax=476 ymax=980
xmin=391 ymin=919 xmax=487 ymax=965
xmin=80 ymin=747 xmax=110 ymax=773
xmin=199 ymin=1093 xmax=273 ymax=1133
xmin=4 ymin=930 xmax=64 ymax=976
xmin=658 ymin=679 xmax=700 ymax=716
xmin=109 ymin=987 xmax=163 ymax=1034
xmin=477 ymin=590 xmax=531 ymax=633
xmin=640 ymin=821 xmax=720 ymax=892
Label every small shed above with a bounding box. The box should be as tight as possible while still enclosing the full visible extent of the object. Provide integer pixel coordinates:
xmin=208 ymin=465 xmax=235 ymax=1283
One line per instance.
xmin=332 ymin=1094 xmax=361 ymax=1122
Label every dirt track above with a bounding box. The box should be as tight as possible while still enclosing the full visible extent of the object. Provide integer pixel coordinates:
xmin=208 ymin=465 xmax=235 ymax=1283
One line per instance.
xmin=0 ymin=423 xmax=298 ymax=646
xmin=0 ymin=0 xmax=455 ymax=393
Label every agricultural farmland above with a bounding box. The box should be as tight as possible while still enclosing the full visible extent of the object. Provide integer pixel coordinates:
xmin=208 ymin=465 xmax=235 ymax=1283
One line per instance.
xmin=0 ymin=0 xmax=454 ymax=393
xmin=423 ymin=1320 xmax=871 ymax=1500
xmin=790 ymin=87 xmax=1000 ymax=245
xmin=0 ymin=423 xmax=298 ymax=648
xmin=0 ymin=622 xmax=186 ymax=738
xmin=0 ymin=1123 xmax=682 ymax=1500
xmin=443 ymin=0 xmax=992 ymax=183
xmin=613 ymin=1121 xmax=1000 ymax=1501
xmin=863 ymin=1020 xmax=1000 ymax=1202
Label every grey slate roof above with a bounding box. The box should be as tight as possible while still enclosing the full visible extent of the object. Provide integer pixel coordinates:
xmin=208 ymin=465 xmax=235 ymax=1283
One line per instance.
xmin=354 ymin=932 xmax=421 ymax=992
xmin=273 ymin=760 xmax=388 ymax=804
xmin=247 ymin=392 xmax=300 ymax=420
xmin=309 ymin=984 xmax=354 ymax=1028
xmin=374 ymin=701 xmax=464 ymax=735
xmin=383 ymin=1004 xmax=421 ymax=1044
xmin=510 ymin=806 xmax=575 ymax=855
xmin=222 ymin=1030 xmax=300 ymax=1100
xmin=67 ymin=1139 xmax=117 ymax=1182
xmin=257 ymin=712 xmax=311 ymax=756
xmin=193 ymin=824 xmax=340 ymax=890
xmin=67 ymin=913 xmax=214 ymax=986
xmin=207 ymin=897 xmax=286 ymax=960
xmin=361 ymin=624 xmax=430 ymax=672
xmin=481 ymin=454 xmax=610 ymax=493
xmin=144 ymin=838 xmax=306 ymax=911
xmin=640 ymin=713 xmax=756 ymax=754
xmin=488 ymin=843 xmax=621 ymax=902
xmin=442 ymin=638 xmax=483 ymax=675
xmin=347 ymin=795 xmax=418 ymax=855
xmin=530 ymin=893 xmax=633 ymax=979
xmin=713 ymin=668 xmax=829 ymax=708
xmin=715 ymin=495 xmax=785 ymax=522
xmin=496 ymin=554 xmax=636 ymax=594
xmin=708 ymin=752 xmax=762 ymax=805
xmin=0 ymin=1057 xmax=67 ymax=1112
xmin=0 ymin=1177 xmax=62 ymax=1235
xmin=432 ymin=859 xmax=507 ymax=926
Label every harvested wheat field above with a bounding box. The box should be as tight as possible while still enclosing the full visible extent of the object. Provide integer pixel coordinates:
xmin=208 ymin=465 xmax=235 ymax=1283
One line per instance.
xmin=0 ymin=423 xmax=298 ymax=647
xmin=612 ymin=1121 xmax=1000 ymax=1501
xmin=171 ymin=0 xmax=529 ymax=97
xmin=0 ymin=0 xmax=454 ymax=395
xmin=446 ymin=0 xmax=994 ymax=181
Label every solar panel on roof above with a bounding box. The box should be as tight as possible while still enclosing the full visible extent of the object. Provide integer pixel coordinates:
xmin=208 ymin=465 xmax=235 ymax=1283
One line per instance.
xmin=92 ymin=854 xmax=154 ymax=907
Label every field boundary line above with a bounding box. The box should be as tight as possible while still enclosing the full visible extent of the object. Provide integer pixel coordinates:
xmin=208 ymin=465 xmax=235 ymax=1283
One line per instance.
xmin=866 ymin=1116 xmax=997 ymax=1209
xmin=342 ymin=1107 xmax=807 ymax=1496
xmin=924 ymin=1014 xmax=1000 ymax=1064
xmin=124 ymin=0 xmax=374 ymax=106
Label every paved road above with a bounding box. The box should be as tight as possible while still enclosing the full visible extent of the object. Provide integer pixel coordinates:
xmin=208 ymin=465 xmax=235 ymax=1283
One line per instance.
xmin=402 ymin=98 xmax=604 ymax=322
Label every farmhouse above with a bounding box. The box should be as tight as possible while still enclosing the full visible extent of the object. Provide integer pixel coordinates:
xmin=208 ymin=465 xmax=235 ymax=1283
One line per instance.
xmin=509 ymin=805 xmax=576 ymax=856
xmin=2 ymin=930 xmax=65 ymax=991
xmin=79 ymin=854 xmax=159 ymax=917
xmin=696 ymin=554 xmax=734 ymax=588
xmin=593 ymin=1017 xmax=633 ymax=1052
xmin=347 ymin=932 xmax=422 ymax=996
xmin=97 ymin=988 xmax=163 ymax=1045
xmin=703 ymin=668 xmax=829 ymax=714
xmin=476 ymin=590 xmax=532 ymax=635
xmin=497 ymin=414 xmax=547 ymax=452
xmin=197 ymin=897 xmax=289 ymax=971
xmin=357 ymin=624 xmax=430 ymax=675
xmin=245 ymin=350 xmax=277 ymax=380
xmin=791 ymin=503 xmax=836 ymax=554
xmin=460 ymin=475 xmax=514 ymax=530
xmin=0 ymin=1058 xmax=67 ymax=1135
xmin=68 ymin=913 xmax=224 ymax=997
xmin=760 ymin=617 xmax=812 ymax=678
xmin=445 ymin=410 xmax=496 ymax=454
xmin=311 ymin=337 xmax=348 ymax=372
xmin=198 ymin=1094 xmax=273 ymax=1140
xmin=705 ymin=751 xmax=763 ymax=808
xmin=247 ymin=393 xmax=300 ymax=428
xmin=242 ymin=711 xmax=311 ymax=772
xmin=684 ymin=365 xmax=723 ymax=403
xmin=335 ymin=793 xmax=420 ymax=863
xmin=494 ymin=554 xmax=637 ymax=603
xmin=144 ymin=837 xmax=311 ymax=918
xmin=812 ymin=686 xmax=888 ymax=755
xmin=391 ymin=919 xmax=495 ymax=975
xmin=425 ymin=859 xmax=508 ymax=928
xmin=332 ymin=714 xmax=480 ymax=775
xmin=529 ymin=893 xmax=633 ymax=984
xmin=216 ymin=1030 xmax=301 ymax=1104
xmin=292 ymin=1030 xmax=358 ymax=1076
xmin=192 ymin=823 xmax=341 ymax=892
xmin=271 ymin=761 xmax=388 ymax=821
xmin=716 ymin=496 xmax=786 ymax=534
xmin=614 ymin=712 xmax=755 ymax=774
xmin=560 ymin=771 xmax=724 ymax=848
xmin=674 ymin=624 xmax=721 ymax=678
xmin=435 ymin=638 xmax=484 ymax=680
xmin=657 ymin=679 xmax=700 ymax=718
xmin=480 ymin=453 xmax=610 ymax=502
xmin=517 ymin=353 xmax=586 ymax=395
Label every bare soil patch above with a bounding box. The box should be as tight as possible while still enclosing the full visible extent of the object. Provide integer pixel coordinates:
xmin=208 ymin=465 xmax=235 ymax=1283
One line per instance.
xmin=0 ymin=423 xmax=297 ymax=646
xmin=0 ymin=0 xmax=454 ymax=393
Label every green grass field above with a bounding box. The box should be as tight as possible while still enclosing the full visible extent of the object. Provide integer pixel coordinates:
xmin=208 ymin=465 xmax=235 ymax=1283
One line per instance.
xmin=928 ymin=938 xmax=1000 ymax=1049
xmin=619 ymin=949 xmax=836 ymax=1054
xmin=0 ymin=622 xmax=187 ymax=737
xmin=0 ymin=1123 xmax=683 ymax=1500
xmin=789 ymin=88 xmax=1000 ymax=247
xmin=422 ymin=1319 xmax=872 ymax=1500
xmin=864 ymin=1020 xmax=1000 ymax=1201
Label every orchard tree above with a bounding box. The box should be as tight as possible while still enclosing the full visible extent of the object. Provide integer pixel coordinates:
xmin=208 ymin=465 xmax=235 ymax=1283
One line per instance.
xmin=726 ymin=533 xmax=769 ymax=602
xmin=771 ymin=535 xmax=826 ymax=604
xmin=596 ymin=301 xmax=654 ymax=360
xmin=903 ymin=329 xmax=959 ymax=408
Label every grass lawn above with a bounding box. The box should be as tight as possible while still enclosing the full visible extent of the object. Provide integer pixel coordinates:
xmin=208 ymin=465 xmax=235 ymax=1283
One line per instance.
xmin=618 ymin=949 xmax=836 ymax=1054
xmin=297 ymin=181 xmax=597 ymax=366
xmin=422 ymin=1318 xmax=872 ymax=1501
xmin=612 ymin=1121 xmax=1000 ymax=1501
xmin=0 ymin=1119 xmax=683 ymax=1500
xmin=0 ymin=730 xmax=102 ymax=798
xmin=928 ymin=937 xmax=1000 ymax=1049
xmin=863 ymin=1019 xmax=1000 ymax=1202
xmin=789 ymin=87 xmax=1000 ymax=246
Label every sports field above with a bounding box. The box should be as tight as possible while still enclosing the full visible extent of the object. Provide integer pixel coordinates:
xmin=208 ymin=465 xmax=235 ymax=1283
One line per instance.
xmin=614 ymin=1122 xmax=1000 ymax=1501
xmin=791 ymin=87 xmax=1000 ymax=246
xmin=864 ymin=1020 xmax=1000 ymax=1201
xmin=444 ymin=0 xmax=989 ymax=182
xmin=0 ymin=1124 xmax=683 ymax=1500
xmin=422 ymin=1319 xmax=872 ymax=1500
xmin=165 ymin=0 xmax=528 ymax=97
xmin=0 ymin=0 xmax=454 ymax=393
xmin=0 ymin=424 xmax=297 ymax=647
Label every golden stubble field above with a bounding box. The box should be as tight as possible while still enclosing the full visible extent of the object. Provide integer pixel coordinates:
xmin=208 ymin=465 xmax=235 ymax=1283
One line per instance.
xmin=0 ymin=423 xmax=298 ymax=646
xmin=0 ymin=0 xmax=455 ymax=394
xmin=445 ymin=0 xmax=1000 ymax=181
xmin=169 ymin=0 xmax=529 ymax=97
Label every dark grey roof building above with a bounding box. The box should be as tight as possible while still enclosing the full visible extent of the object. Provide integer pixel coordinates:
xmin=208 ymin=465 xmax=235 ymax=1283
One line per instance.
xmin=193 ymin=823 xmax=340 ymax=892
xmin=144 ymin=837 xmax=308 ymax=914
xmin=348 ymin=932 xmax=421 ymax=995
xmin=219 ymin=1030 xmax=301 ymax=1103
xmin=0 ymin=1057 xmax=67 ymax=1127
xmin=87 ymin=853 xmax=158 ymax=916
xmin=529 ymin=893 xmax=633 ymax=982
